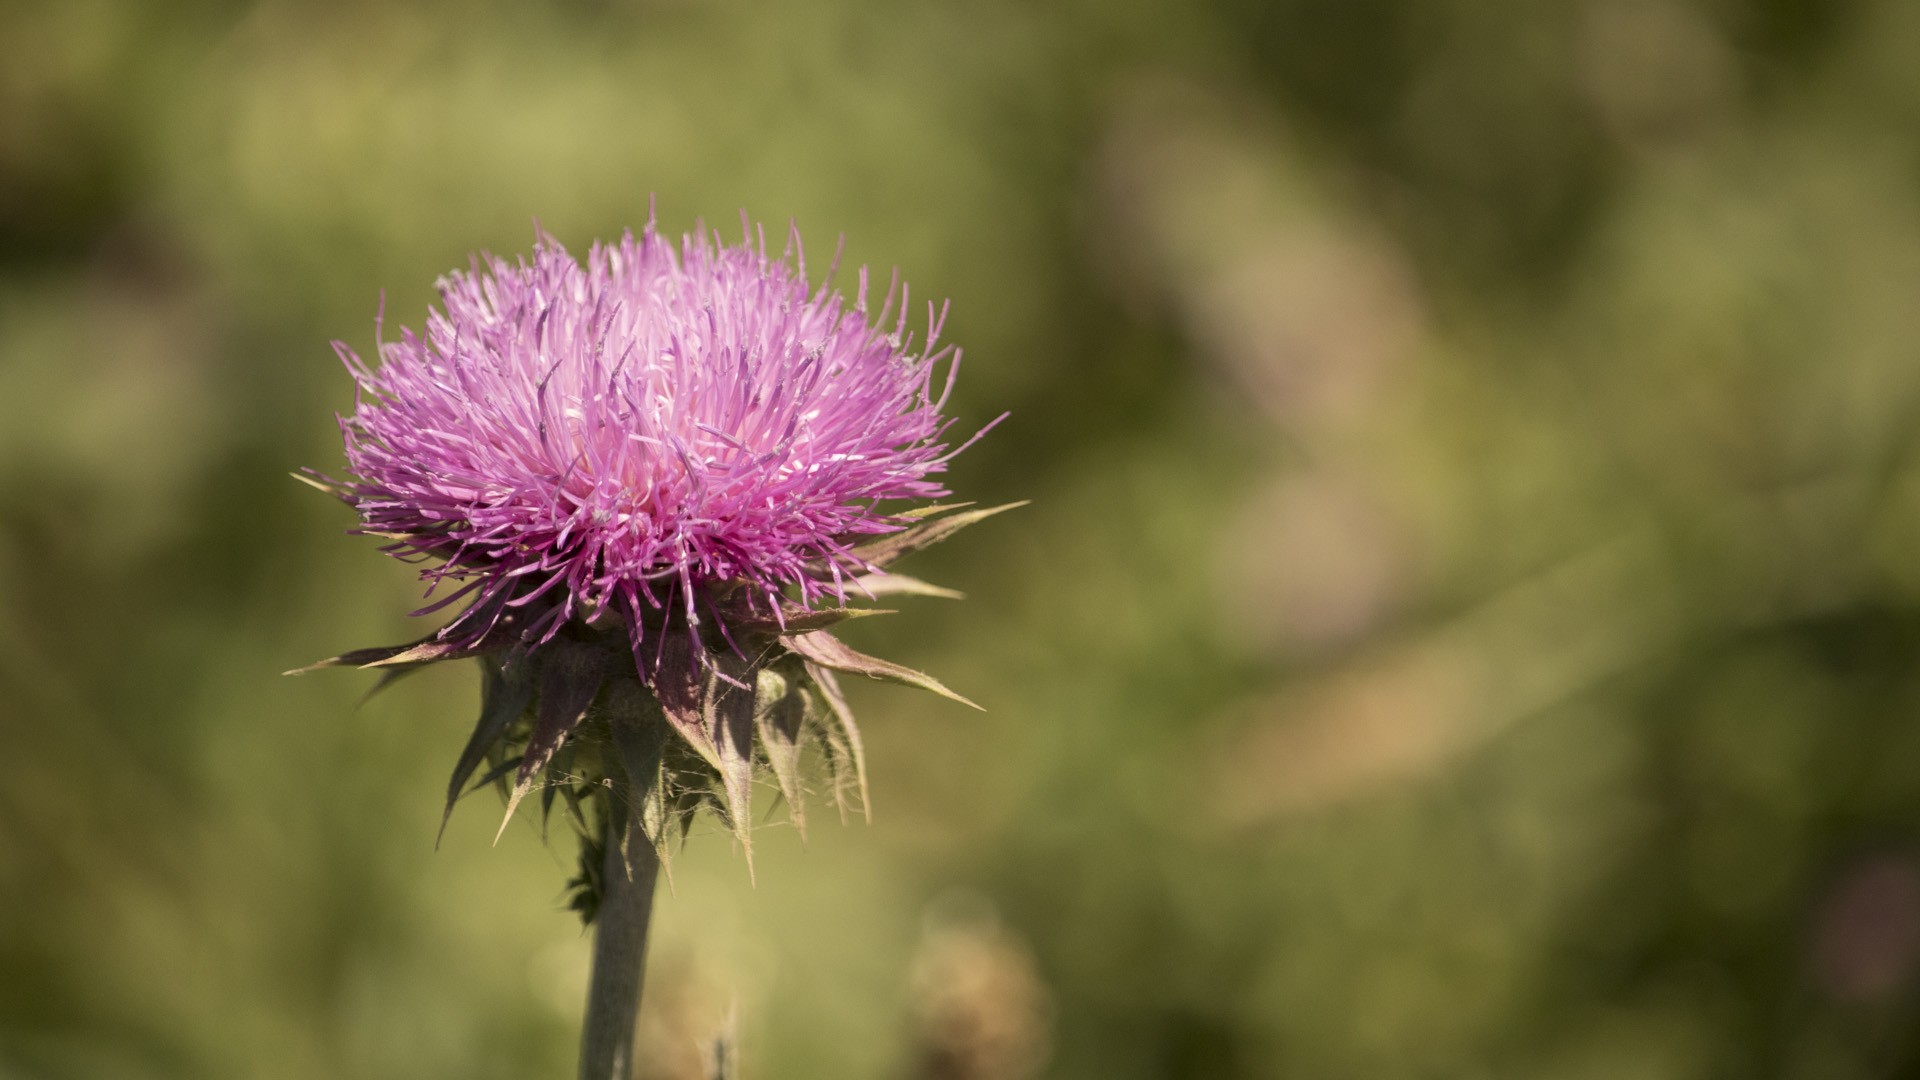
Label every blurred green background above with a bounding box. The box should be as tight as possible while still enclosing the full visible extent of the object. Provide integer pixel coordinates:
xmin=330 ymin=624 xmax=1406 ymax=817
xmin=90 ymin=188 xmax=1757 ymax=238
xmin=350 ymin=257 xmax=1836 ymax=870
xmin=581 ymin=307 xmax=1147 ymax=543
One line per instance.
xmin=9 ymin=0 xmax=1920 ymax=1077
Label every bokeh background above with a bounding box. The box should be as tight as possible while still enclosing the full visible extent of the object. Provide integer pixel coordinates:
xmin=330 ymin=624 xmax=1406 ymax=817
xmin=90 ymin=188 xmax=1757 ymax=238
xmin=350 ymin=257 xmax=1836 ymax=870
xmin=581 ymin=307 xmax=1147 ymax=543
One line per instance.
xmin=9 ymin=0 xmax=1920 ymax=1077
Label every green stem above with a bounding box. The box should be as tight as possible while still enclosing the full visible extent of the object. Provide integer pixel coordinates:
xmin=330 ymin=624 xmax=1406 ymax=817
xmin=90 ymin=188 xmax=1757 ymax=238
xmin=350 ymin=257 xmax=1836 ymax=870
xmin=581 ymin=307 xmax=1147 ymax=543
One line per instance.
xmin=578 ymin=802 xmax=661 ymax=1080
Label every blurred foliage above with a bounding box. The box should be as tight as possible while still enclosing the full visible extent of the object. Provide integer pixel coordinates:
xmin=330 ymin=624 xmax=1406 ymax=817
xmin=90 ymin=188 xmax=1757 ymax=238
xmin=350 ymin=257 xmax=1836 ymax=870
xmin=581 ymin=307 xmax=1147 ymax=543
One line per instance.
xmin=7 ymin=0 xmax=1920 ymax=1077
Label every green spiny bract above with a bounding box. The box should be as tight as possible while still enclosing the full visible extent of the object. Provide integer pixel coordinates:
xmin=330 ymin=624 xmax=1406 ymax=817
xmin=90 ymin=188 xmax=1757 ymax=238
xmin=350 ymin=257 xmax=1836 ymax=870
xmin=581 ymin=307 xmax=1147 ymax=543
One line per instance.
xmin=292 ymin=501 xmax=1021 ymax=919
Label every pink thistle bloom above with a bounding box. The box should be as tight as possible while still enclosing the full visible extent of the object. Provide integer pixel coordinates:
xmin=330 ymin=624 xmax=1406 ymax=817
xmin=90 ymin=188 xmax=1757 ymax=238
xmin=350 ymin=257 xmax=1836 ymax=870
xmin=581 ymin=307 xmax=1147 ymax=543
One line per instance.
xmin=299 ymin=214 xmax=1016 ymax=1075
xmin=326 ymin=213 xmax=992 ymax=671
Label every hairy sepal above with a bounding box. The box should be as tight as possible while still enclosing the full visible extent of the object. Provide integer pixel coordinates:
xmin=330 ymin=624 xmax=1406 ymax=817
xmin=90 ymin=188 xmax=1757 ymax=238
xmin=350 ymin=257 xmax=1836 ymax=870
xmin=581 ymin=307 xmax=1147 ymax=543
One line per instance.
xmin=649 ymin=637 xmax=757 ymax=867
xmin=845 ymin=501 xmax=1027 ymax=571
xmin=780 ymin=630 xmax=982 ymax=711
xmin=496 ymin=641 xmax=607 ymax=843
xmin=753 ymin=666 xmax=808 ymax=839
xmin=439 ymin=652 xmax=534 ymax=845
xmin=726 ymin=605 xmax=893 ymax=636
xmin=804 ymin=664 xmax=871 ymax=822
xmin=851 ymin=572 xmax=963 ymax=600
xmin=283 ymin=634 xmax=482 ymax=675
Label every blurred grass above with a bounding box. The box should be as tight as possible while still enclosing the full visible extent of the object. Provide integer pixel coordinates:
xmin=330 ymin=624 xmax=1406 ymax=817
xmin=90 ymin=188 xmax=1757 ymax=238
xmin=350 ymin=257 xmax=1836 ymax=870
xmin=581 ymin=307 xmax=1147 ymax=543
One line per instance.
xmin=9 ymin=0 xmax=1920 ymax=1077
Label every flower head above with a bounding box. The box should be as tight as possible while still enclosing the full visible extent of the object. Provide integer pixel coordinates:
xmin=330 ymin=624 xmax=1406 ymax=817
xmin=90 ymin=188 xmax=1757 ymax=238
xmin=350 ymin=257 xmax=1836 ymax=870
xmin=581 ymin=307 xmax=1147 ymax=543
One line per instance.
xmin=299 ymin=210 xmax=1014 ymax=883
xmin=330 ymin=213 xmax=985 ymax=665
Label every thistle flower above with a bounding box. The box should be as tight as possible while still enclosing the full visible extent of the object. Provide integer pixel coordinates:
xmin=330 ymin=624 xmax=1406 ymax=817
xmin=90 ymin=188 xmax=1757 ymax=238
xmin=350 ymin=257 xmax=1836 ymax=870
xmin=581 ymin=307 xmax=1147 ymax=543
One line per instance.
xmin=337 ymin=216 xmax=980 ymax=658
xmin=293 ymin=210 xmax=1012 ymax=1079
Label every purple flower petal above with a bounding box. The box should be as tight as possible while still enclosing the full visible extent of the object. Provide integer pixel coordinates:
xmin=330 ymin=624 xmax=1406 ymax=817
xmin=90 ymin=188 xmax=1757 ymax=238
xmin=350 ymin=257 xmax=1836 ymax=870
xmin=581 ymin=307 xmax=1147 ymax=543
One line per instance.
xmin=330 ymin=213 xmax=983 ymax=673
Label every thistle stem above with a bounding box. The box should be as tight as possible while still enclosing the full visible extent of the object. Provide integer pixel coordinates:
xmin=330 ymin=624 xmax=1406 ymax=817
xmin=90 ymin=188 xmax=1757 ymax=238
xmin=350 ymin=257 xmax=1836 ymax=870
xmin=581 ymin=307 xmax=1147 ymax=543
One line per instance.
xmin=579 ymin=804 xmax=661 ymax=1080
